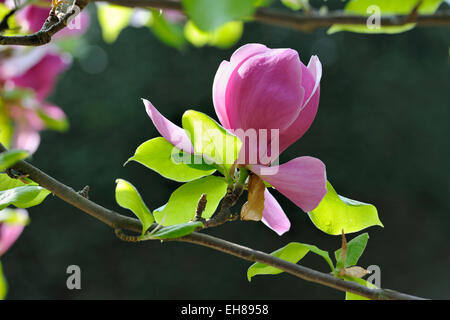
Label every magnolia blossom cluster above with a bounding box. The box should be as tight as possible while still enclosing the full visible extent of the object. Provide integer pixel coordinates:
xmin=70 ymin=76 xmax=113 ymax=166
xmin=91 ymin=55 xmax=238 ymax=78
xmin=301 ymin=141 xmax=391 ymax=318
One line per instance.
xmin=0 ymin=0 xmax=89 ymax=154
xmin=0 ymin=1 xmax=89 ymax=257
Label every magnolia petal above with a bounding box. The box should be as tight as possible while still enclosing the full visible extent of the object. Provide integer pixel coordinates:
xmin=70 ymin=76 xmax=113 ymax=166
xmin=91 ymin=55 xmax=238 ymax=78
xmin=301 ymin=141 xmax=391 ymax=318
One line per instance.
xmin=226 ymin=48 xmax=305 ymax=132
xmin=213 ymin=43 xmax=270 ymax=130
xmin=251 ymin=156 xmax=327 ymax=213
xmin=261 ymin=189 xmax=291 ymax=236
xmin=278 ymin=56 xmax=322 ymax=155
xmin=142 ymin=99 xmax=193 ymax=153
xmin=0 ymin=209 xmax=28 ymax=256
xmin=13 ymin=127 xmax=41 ymax=154
xmin=10 ymin=53 xmax=71 ymax=101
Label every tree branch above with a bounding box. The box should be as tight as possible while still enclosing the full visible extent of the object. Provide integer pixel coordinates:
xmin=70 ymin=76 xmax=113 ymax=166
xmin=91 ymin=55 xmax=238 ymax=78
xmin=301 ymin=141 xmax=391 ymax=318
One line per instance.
xmin=0 ymin=0 xmax=90 ymax=46
xmin=93 ymin=0 xmax=450 ymax=31
xmin=0 ymin=144 xmax=426 ymax=300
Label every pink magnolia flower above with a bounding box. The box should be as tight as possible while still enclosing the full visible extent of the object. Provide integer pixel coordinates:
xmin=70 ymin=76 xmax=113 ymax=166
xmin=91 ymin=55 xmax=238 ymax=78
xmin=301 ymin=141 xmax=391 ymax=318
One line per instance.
xmin=0 ymin=209 xmax=28 ymax=256
xmin=141 ymin=43 xmax=326 ymax=235
xmin=7 ymin=102 xmax=66 ymax=154
xmin=212 ymin=43 xmax=326 ymax=235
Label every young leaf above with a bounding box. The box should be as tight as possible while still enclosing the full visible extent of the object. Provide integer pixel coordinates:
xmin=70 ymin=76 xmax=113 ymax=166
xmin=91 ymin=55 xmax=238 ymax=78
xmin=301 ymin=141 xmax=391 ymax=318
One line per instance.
xmin=115 ymin=179 xmax=154 ymax=235
xmin=328 ymin=0 xmax=444 ymax=34
xmin=97 ymin=4 xmax=133 ymax=43
xmin=335 ymin=233 xmax=369 ymax=268
xmin=343 ymin=276 xmax=377 ymax=300
xmin=151 ymin=221 xmax=203 ymax=239
xmin=181 ymin=0 xmax=255 ymax=31
xmin=0 ymin=174 xmax=36 ymax=191
xmin=0 ymin=150 xmax=28 ymax=172
xmin=0 ymin=261 xmax=7 ymax=300
xmin=36 ymin=109 xmax=69 ymax=132
xmin=184 ymin=20 xmax=243 ymax=49
xmin=0 ymin=186 xmax=51 ymax=210
xmin=247 ymin=242 xmax=335 ymax=281
xmin=308 ymin=181 xmax=383 ymax=235
xmin=281 ymin=0 xmax=303 ymax=11
xmin=241 ymin=174 xmax=265 ymax=221
xmin=126 ymin=137 xmax=216 ymax=182
xmin=182 ymin=110 xmax=242 ymax=179
xmin=154 ymin=176 xmax=228 ymax=226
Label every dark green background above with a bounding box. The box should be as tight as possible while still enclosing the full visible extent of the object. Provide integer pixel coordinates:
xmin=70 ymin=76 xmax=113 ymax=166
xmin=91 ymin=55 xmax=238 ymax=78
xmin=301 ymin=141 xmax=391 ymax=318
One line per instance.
xmin=3 ymin=2 xmax=450 ymax=299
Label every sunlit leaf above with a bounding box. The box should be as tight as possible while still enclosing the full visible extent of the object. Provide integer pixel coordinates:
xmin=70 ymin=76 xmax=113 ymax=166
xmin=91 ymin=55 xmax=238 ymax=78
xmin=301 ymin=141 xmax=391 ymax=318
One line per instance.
xmin=281 ymin=0 xmax=303 ymax=11
xmin=36 ymin=110 xmax=69 ymax=132
xmin=0 ymin=186 xmax=51 ymax=210
xmin=247 ymin=242 xmax=335 ymax=281
xmin=335 ymin=233 xmax=369 ymax=268
xmin=151 ymin=221 xmax=203 ymax=239
xmin=181 ymin=0 xmax=255 ymax=31
xmin=329 ymin=0 xmax=444 ymax=34
xmin=0 ymin=150 xmax=28 ymax=172
xmin=126 ymin=137 xmax=216 ymax=182
xmin=343 ymin=276 xmax=377 ymax=300
xmin=97 ymin=4 xmax=133 ymax=43
xmin=184 ymin=20 xmax=243 ymax=49
xmin=0 ymin=101 xmax=13 ymax=148
xmin=0 ymin=261 xmax=7 ymax=300
xmin=154 ymin=176 xmax=228 ymax=226
xmin=182 ymin=110 xmax=241 ymax=179
xmin=0 ymin=174 xmax=36 ymax=191
xmin=115 ymin=179 xmax=154 ymax=235
xmin=308 ymin=181 xmax=383 ymax=235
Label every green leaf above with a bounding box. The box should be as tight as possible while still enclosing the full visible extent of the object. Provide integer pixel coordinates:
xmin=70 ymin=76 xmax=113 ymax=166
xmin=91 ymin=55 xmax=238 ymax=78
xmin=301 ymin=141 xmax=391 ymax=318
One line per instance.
xmin=154 ymin=176 xmax=228 ymax=226
xmin=0 ymin=150 xmax=28 ymax=172
xmin=308 ymin=181 xmax=383 ymax=235
xmin=181 ymin=0 xmax=255 ymax=31
xmin=127 ymin=137 xmax=216 ymax=182
xmin=182 ymin=110 xmax=242 ymax=179
xmin=115 ymin=179 xmax=154 ymax=235
xmin=335 ymin=233 xmax=369 ymax=269
xmin=0 ymin=261 xmax=7 ymax=300
xmin=247 ymin=242 xmax=335 ymax=281
xmin=328 ymin=0 xmax=444 ymax=34
xmin=97 ymin=4 xmax=133 ymax=43
xmin=149 ymin=10 xmax=186 ymax=50
xmin=36 ymin=110 xmax=69 ymax=132
xmin=151 ymin=221 xmax=203 ymax=239
xmin=184 ymin=20 xmax=243 ymax=49
xmin=0 ymin=186 xmax=51 ymax=210
xmin=0 ymin=174 xmax=37 ymax=191
xmin=343 ymin=276 xmax=377 ymax=300
xmin=0 ymin=106 xmax=13 ymax=149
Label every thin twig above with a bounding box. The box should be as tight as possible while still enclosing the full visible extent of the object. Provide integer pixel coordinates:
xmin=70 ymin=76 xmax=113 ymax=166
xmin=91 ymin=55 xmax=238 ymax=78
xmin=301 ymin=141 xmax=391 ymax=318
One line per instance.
xmin=0 ymin=143 xmax=426 ymax=299
xmin=0 ymin=0 xmax=90 ymax=46
xmin=92 ymin=0 xmax=450 ymax=31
